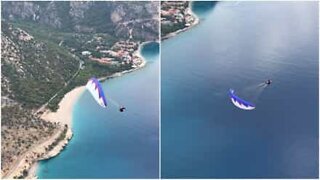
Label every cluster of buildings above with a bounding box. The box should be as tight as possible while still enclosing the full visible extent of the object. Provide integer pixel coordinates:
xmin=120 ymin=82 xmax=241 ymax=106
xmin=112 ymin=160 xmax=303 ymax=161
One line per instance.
xmin=81 ymin=40 xmax=143 ymax=67
xmin=161 ymin=1 xmax=195 ymax=28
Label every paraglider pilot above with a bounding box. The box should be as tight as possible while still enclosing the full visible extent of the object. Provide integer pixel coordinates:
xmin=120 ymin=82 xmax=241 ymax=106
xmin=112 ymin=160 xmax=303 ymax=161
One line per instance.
xmin=265 ymin=79 xmax=272 ymax=85
xmin=119 ymin=106 xmax=126 ymax=112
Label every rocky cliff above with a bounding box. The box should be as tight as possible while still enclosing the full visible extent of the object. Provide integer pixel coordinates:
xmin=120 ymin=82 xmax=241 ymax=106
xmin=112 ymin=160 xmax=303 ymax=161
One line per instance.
xmin=2 ymin=1 xmax=159 ymax=41
xmin=1 ymin=2 xmax=159 ymax=178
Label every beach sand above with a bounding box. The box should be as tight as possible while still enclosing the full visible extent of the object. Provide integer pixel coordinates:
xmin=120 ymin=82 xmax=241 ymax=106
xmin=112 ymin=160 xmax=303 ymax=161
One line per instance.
xmin=4 ymin=127 xmax=73 ymax=179
xmin=4 ymin=42 xmax=150 ymax=179
xmin=17 ymin=87 xmax=84 ymax=179
xmin=41 ymin=86 xmax=85 ymax=126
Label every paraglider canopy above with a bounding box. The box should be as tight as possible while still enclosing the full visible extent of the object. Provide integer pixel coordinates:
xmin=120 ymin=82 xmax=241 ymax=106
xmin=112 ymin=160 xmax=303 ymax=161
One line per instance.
xmin=86 ymin=77 xmax=107 ymax=108
xmin=229 ymin=89 xmax=255 ymax=110
xmin=86 ymin=77 xmax=126 ymax=112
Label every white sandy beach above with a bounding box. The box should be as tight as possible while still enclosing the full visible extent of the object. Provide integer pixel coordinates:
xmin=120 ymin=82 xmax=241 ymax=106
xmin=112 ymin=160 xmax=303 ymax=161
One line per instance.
xmin=3 ymin=41 xmax=151 ymax=179
xmin=4 ymin=127 xmax=73 ymax=179
xmin=3 ymin=85 xmax=84 ymax=179
xmin=41 ymin=86 xmax=85 ymax=126
xmin=10 ymin=86 xmax=86 ymax=178
xmin=24 ymin=44 xmax=147 ymax=179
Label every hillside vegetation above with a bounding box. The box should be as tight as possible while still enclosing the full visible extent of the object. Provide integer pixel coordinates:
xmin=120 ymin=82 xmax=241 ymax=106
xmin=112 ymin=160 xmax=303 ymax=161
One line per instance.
xmin=1 ymin=1 xmax=159 ymax=177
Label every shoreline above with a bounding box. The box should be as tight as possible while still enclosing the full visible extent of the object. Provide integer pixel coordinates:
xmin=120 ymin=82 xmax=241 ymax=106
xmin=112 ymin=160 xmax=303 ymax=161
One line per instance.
xmin=41 ymin=86 xmax=85 ymax=127
xmin=98 ymin=41 xmax=151 ymax=82
xmin=22 ymin=41 xmax=152 ymax=179
xmin=3 ymin=127 xmax=73 ymax=179
xmin=161 ymin=2 xmax=200 ymax=40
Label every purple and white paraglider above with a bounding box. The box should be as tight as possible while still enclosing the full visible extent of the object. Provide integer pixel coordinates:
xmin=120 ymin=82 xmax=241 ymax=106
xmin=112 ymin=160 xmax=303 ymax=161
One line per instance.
xmin=229 ymin=89 xmax=255 ymax=110
xmin=86 ymin=77 xmax=125 ymax=112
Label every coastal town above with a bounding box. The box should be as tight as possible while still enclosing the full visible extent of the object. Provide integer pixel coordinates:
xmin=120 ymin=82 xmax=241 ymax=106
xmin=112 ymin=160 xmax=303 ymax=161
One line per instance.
xmin=161 ymin=1 xmax=198 ymax=39
xmin=0 ymin=0 xmax=204 ymax=178
xmin=1 ymin=1 xmax=158 ymax=178
xmin=2 ymin=35 xmax=146 ymax=179
xmin=80 ymin=40 xmax=144 ymax=68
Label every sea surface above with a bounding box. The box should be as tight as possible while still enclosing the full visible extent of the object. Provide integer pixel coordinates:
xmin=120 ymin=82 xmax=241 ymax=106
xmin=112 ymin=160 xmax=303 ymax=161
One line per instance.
xmin=162 ymin=2 xmax=318 ymax=178
xmin=37 ymin=42 xmax=159 ymax=178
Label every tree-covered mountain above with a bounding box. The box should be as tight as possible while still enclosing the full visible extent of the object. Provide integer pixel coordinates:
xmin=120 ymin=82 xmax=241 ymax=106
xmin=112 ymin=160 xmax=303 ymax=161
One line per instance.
xmin=2 ymin=1 xmax=159 ymax=41
xmin=1 ymin=2 xmax=159 ymax=178
xmin=2 ymin=21 xmax=79 ymax=108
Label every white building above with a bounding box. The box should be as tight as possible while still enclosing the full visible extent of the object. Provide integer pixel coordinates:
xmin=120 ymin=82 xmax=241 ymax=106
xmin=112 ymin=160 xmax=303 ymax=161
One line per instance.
xmin=81 ymin=51 xmax=91 ymax=56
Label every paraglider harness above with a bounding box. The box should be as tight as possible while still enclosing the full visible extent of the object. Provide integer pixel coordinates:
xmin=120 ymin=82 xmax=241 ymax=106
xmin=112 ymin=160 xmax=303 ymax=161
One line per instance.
xmin=119 ymin=106 xmax=126 ymax=112
xmin=265 ymin=79 xmax=272 ymax=85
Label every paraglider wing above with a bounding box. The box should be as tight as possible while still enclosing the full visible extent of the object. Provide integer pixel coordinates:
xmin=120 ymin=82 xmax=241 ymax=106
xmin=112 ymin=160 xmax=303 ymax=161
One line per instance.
xmin=229 ymin=89 xmax=255 ymax=110
xmin=86 ymin=78 xmax=107 ymax=108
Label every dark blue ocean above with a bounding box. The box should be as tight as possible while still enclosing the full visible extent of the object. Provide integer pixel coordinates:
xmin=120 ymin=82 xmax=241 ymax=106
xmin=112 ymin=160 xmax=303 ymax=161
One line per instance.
xmin=37 ymin=42 xmax=159 ymax=178
xmin=161 ymin=2 xmax=318 ymax=178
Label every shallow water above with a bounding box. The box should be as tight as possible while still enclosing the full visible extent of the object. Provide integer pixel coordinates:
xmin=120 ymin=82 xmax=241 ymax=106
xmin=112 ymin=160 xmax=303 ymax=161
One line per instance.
xmin=161 ymin=2 xmax=318 ymax=178
xmin=37 ymin=42 xmax=159 ymax=178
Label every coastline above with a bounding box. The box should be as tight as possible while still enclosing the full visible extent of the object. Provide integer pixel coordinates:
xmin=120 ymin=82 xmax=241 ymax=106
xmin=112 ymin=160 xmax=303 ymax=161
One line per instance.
xmin=161 ymin=2 xmax=200 ymax=40
xmin=98 ymin=41 xmax=149 ymax=82
xmin=41 ymin=86 xmax=85 ymax=127
xmin=2 ymin=85 xmax=80 ymax=179
xmin=20 ymin=41 xmax=151 ymax=179
xmin=3 ymin=126 xmax=73 ymax=179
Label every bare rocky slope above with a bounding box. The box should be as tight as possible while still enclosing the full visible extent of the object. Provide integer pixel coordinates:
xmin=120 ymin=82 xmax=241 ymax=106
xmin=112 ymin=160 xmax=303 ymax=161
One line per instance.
xmin=2 ymin=1 xmax=159 ymax=41
xmin=1 ymin=1 xmax=159 ymax=178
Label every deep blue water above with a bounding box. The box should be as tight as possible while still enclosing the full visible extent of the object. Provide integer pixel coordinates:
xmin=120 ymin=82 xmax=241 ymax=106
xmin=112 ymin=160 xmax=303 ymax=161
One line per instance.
xmin=162 ymin=2 xmax=318 ymax=178
xmin=37 ymin=42 xmax=159 ymax=178
xmin=191 ymin=1 xmax=217 ymax=18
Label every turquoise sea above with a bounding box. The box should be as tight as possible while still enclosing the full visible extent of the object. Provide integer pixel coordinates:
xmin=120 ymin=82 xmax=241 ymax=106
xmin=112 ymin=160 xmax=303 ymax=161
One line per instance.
xmin=37 ymin=42 xmax=159 ymax=178
xmin=162 ymin=2 xmax=318 ymax=178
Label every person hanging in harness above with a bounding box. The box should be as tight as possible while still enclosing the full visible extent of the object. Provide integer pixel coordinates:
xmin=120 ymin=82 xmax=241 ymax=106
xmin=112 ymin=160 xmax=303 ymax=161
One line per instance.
xmin=119 ymin=106 xmax=126 ymax=112
xmin=86 ymin=77 xmax=127 ymax=113
xmin=265 ymin=79 xmax=272 ymax=85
